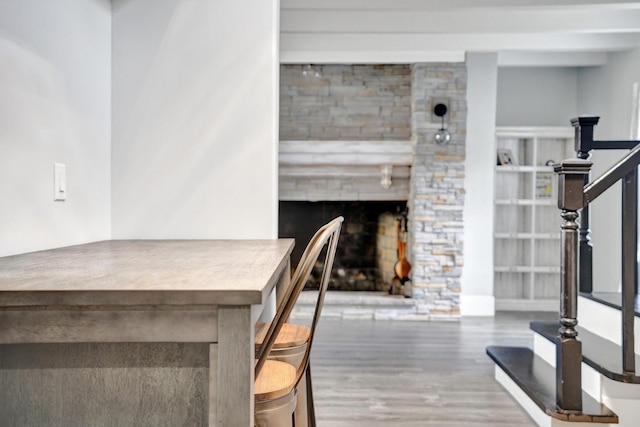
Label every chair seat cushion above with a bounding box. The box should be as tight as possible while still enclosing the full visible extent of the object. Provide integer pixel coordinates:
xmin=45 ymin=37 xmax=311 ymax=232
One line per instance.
xmin=255 ymin=322 xmax=311 ymax=349
xmin=254 ymin=359 xmax=296 ymax=401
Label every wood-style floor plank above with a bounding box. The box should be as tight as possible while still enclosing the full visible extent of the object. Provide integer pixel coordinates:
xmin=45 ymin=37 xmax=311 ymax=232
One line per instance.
xmin=306 ymin=311 xmax=557 ymax=426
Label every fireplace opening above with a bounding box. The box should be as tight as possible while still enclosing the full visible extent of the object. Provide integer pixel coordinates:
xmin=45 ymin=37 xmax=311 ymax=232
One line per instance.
xmin=279 ymin=200 xmax=408 ymax=292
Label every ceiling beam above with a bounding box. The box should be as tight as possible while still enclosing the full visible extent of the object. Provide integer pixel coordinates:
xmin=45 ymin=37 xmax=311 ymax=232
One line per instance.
xmin=281 ymin=33 xmax=640 ymax=53
xmin=280 ymin=50 xmax=466 ymax=64
xmin=281 ymin=9 xmax=640 ymax=34
xmin=281 ymin=0 xmax=640 ymax=11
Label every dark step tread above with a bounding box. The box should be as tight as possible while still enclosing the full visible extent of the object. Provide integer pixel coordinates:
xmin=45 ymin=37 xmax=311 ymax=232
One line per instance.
xmin=487 ymin=346 xmax=618 ymax=423
xmin=531 ymin=321 xmax=640 ymax=384
xmin=580 ymin=292 xmax=640 ymax=317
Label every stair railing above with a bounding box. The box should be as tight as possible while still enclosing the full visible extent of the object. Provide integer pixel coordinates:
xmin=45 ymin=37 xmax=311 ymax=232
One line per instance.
xmin=584 ymin=145 xmax=640 ymax=377
xmin=573 ymin=116 xmax=640 ymax=378
xmin=572 ymin=116 xmax=640 ymax=294
xmin=555 ymin=128 xmax=640 ymax=411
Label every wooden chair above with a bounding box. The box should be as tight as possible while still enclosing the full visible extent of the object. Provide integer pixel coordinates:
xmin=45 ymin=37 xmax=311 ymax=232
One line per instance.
xmin=255 ymin=216 xmax=343 ymax=427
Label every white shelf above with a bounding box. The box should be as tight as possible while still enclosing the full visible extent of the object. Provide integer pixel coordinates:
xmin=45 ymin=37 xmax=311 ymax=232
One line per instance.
xmin=493 ymin=126 xmax=573 ymax=312
xmin=495 ymin=127 xmax=575 ymax=139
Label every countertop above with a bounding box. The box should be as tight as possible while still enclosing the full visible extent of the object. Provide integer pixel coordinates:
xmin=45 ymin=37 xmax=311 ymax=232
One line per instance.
xmin=0 ymin=239 xmax=294 ymax=306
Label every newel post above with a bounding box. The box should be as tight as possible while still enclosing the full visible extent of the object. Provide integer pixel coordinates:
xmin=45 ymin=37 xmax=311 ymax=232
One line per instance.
xmin=554 ymin=159 xmax=592 ymax=412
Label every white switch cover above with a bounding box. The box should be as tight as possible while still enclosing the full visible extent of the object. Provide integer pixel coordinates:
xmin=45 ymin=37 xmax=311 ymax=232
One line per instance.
xmin=54 ymin=162 xmax=66 ymax=201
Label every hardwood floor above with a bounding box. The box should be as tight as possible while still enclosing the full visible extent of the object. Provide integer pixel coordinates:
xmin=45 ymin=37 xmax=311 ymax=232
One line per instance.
xmin=307 ymin=311 xmax=558 ymax=426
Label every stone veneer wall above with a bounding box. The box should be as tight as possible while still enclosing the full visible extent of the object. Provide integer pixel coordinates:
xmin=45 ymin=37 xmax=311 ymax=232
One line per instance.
xmin=409 ymin=63 xmax=467 ymax=318
xmin=280 ymin=65 xmax=411 ymax=140
xmin=279 ymin=176 xmax=411 ymax=202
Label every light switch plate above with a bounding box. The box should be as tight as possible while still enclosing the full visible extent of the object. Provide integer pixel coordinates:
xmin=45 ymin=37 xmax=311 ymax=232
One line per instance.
xmin=54 ymin=162 xmax=66 ymax=201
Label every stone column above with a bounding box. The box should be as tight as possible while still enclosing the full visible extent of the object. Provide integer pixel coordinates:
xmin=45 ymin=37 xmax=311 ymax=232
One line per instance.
xmin=409 ymin=63 xmax=468 ymax=318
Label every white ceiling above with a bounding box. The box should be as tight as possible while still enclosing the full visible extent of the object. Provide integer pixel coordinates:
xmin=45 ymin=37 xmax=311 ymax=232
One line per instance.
xmin=280 ymin=0 xmax=640 ymax=66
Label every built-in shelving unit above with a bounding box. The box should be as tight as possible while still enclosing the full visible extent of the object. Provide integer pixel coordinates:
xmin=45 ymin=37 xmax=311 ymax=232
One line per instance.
xmin=494 ymin=127 xmax=574 ymax=311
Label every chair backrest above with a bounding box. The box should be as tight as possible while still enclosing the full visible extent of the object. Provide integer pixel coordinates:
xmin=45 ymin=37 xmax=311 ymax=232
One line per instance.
xmin=255 ymin=216 xmax=343 ymax=387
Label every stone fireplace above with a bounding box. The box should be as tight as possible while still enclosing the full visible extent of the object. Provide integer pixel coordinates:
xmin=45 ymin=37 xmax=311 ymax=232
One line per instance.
xmin=279 ymin=63 xmax=467 ymax=319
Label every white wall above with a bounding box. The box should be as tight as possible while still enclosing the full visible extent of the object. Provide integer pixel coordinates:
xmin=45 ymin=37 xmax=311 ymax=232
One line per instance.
xmin=497 ymin=67 xmax=579 ymax=127
xmin=462 ymin=53 xmax=498 ymax=316
xmin=461 ymin=53 xmax=498 ymax=316
xmin=577 ymin=46 xmax=640 ymax=292
xmin=111 ymin=0 xmax=280 ymax=239
xmin=0 ymin=0 xmax=112 ymax=257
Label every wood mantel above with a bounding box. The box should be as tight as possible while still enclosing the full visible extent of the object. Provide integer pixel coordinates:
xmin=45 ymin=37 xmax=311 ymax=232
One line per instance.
xmin=279 ymin=140 xmax=413 ymax=166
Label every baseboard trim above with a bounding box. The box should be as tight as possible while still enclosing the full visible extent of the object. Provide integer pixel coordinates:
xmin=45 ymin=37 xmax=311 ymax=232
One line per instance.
xmin=495 ymin=298 xmax=557 ymax=312
xmin=461 ymin=294 xmax=495 ymax=316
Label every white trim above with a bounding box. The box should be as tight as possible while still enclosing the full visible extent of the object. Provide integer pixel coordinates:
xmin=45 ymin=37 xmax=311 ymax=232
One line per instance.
xmin=280 ymin=50 xmax=466 ymax=64
xmin=460 ymin=294 xmax=495 ymax=316
xmin=495 ymin=298 xmax=557 ymax=312
xmin=600 ymin=375 xmax=640 ymax=426
xmin=582 ymin=363 xmax=603 ymax=402
xmin=578 ymin=296 xmax=621 ymax=344
xmin=533 ymin=333 xmax=556 ymax=366
xmin=494 ymin=365 xmax=551 ymax=427
xmin=498 ymin=52 xmax=608 ymax=68
xmin=578 ymin=295 xmax=640 ymax=355
xmin=495 ymin=126 xmax=575 ymax=139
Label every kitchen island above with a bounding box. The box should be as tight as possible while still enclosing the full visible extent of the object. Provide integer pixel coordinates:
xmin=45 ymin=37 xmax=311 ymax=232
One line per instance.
xmin=0 ymin=239 xmax=294 ymax=427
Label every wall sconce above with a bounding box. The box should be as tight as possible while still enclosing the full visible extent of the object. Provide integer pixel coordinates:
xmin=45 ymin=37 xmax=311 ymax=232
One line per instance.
xmin=433 ymin=103 xmax=451 ymax=144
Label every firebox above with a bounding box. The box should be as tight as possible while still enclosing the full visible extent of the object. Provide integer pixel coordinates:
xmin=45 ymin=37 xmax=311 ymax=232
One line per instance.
xmin=279 ymin=200 xmax=407 ymax=292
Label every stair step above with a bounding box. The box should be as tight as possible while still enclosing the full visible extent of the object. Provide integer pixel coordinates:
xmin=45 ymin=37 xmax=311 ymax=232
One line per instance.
xmin=531 ymin=322 xmax=640 ymax=384
xmin=487 ymin=346 xmax=618 ymax=424
xmin=578 ymin=295 xmax=640 ymax=355
xmin=581 ymin=292 xmax=640 ymax=317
